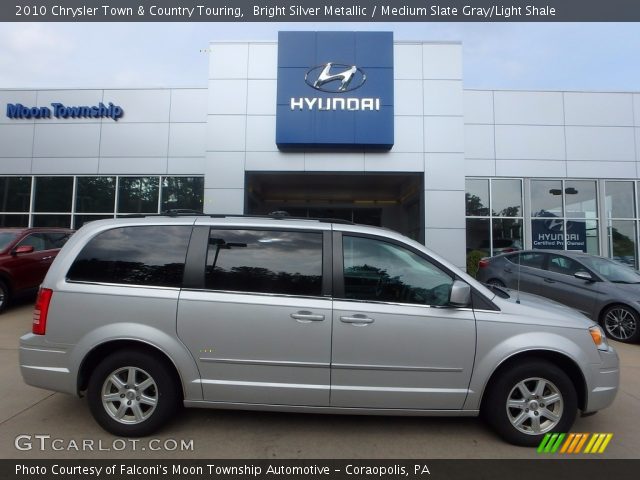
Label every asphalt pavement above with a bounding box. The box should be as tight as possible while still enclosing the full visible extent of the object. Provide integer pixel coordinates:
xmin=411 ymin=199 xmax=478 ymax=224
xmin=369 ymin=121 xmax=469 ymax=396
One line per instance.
xmin=1 ymin=303 xmax=639 ymax=459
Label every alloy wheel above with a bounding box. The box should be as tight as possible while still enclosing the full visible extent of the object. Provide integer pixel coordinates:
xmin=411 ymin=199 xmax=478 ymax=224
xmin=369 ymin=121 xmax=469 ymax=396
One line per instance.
xmin=505 ymin=377 xmax=564 ymax=435
xmin=604 ymin=307 xmax=637 ymax=341
xmin=101 ymin=366 xmax=158 ymax=424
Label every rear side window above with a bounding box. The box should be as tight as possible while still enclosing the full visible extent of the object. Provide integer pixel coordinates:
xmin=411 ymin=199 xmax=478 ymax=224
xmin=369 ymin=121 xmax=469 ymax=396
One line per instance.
xmin=67 ymin=226 xmax=192 ymax=288
xmin=206 ymin=229 xmax=323 ymax=296
xmin=46 ymin=232 xmax=72 ymax=248
xmin=506 ymin=252 xmax=546 ymax=269
xmin=547 ymin=255 xmax=582 ymax=276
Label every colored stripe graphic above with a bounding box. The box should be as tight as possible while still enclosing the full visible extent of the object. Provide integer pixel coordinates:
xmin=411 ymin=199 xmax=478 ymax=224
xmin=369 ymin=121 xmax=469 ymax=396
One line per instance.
xmin=538 ymin=433 xmax=566 ymax=453
xmin=574 ymin=433 xmax=589 ymax=453
xmin=538 ymin=433 xmax=613 ymax=454
xmin=537 ymin=433 xmax=565 ymax=453
xmin=585 ymin=433 xmax=613 ymax=454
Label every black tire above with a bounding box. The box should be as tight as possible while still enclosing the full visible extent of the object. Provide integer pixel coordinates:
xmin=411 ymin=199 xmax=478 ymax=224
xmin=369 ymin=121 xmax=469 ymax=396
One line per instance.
xmin=87 ymin=350 xmax=180 ymax=437
xmin=487 ymin=279 xmax=506 ymax=287
xmin=601 ymin=304 xmax=640 ymax=344
xmin=0 ymin=280 xmax=9 ymax=313
xmin=482 ymin=360 xmax=577 ymax=447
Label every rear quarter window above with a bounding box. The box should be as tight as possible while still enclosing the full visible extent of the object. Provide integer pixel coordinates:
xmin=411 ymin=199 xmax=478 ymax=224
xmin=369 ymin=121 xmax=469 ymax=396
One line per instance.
xmin=506 ymin=252 xmax=546 ymax=269
xmin=66 ymin=225 xmax=192 ymax=288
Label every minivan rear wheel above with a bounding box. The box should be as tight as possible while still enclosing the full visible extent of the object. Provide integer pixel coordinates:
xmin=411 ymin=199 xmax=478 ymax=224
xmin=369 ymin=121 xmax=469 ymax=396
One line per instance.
xmin=87 ymin=350 xmax=179 ymax=437
xmin=483 ymin=360 xmax=577 ymax=446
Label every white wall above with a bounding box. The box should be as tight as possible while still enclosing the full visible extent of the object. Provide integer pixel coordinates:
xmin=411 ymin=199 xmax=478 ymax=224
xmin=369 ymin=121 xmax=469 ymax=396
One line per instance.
xmin=0 ymin=88 xmax=207 ymax=176
xmin=464 ymin=90 xmax=640 ymax=179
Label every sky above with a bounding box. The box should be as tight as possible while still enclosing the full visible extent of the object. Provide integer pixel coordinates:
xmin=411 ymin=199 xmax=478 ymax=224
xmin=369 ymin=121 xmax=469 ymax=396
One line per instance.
xmin=0 ymin=22 xmax=639 ymax=91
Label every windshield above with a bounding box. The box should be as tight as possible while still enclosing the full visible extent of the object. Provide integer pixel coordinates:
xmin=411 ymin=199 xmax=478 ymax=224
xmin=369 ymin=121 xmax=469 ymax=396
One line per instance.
xmin=0 ymin=232 xmax=19 ymax=251
xmin=579 ymin=255 xmax=640 ymax=284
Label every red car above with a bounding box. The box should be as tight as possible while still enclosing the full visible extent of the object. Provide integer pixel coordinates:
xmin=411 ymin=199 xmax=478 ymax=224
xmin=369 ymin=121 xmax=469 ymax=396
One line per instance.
xmin=0 ymin=228 xmax=73 ymax=312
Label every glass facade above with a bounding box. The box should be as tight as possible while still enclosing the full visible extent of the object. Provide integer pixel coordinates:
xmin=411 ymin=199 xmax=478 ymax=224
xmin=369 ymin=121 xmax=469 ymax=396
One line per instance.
xmin=0 ymin=176 xmax=204 ymax=229
xmin=530 ymin=179 xmax=599 ymax=254
xmin=466 ymin=178 xmax=640 ymax=268
xmin=605 ymin=181 xmax=637 ymax=268
xmin=465 ymin=178 xmax=524 ymax=257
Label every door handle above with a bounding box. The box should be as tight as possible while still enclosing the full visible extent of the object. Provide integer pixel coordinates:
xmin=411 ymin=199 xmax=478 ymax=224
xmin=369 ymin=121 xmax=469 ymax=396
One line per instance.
xmin=340 ymin=315 xmax=374 ymax=325
xmin=504 ymin=268 xmax=513 ymax=273
xmin=290 ymin=311 xmax=325 ymax=323
xmin=40 ymin=256 xmax=53 ymax=261
xmin=544 ymin=278 xmax=556 ymax=283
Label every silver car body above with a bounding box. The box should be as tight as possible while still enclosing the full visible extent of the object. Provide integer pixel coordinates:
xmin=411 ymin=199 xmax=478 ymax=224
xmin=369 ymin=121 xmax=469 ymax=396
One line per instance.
xmin=20 ymin=217 xmax=618 ymax=418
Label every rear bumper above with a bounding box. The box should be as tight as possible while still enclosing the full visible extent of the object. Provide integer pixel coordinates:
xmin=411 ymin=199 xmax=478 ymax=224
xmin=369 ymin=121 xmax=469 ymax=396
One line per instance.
xmin=19 ymin=333 xmax=76 ymax=395
xmin=583 ymin=346 xmax=619 ymax=413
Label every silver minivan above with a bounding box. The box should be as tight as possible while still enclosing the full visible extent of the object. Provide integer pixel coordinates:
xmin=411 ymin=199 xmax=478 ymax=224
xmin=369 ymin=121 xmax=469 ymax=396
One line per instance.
xmin=19 ymin=215 xmax=619 ymax=446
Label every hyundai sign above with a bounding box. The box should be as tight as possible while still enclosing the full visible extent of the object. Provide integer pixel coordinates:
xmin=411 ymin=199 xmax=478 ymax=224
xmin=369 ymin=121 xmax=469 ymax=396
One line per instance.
xmin=276 ymin=31 xmax=394 ymax=150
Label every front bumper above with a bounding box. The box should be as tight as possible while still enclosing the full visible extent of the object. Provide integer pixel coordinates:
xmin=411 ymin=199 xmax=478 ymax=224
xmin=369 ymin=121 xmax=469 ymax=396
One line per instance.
xmin=583 ymin=345 xmax=619 ymax=413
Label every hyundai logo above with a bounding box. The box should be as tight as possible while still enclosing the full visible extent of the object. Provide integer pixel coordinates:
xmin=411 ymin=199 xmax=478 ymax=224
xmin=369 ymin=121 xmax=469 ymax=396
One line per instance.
xmin=304 ymin=63 xmax=367 ymax=93
xmin=545 ymin=219 xmax=564 ymax=232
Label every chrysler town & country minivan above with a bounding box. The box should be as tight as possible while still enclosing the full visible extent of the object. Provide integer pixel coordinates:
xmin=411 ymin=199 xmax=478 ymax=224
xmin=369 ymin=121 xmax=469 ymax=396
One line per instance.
xmin=19 ymin=215 xmax=619 ymax=446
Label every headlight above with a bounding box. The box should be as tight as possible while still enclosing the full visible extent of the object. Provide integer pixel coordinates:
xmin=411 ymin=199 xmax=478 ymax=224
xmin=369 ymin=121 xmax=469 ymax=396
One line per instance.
xmin=589 ymin=325 xmax=609 ymax=351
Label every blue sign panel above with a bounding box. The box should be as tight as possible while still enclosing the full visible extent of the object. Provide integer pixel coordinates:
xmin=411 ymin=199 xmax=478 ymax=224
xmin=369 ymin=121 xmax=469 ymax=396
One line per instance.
xmin=276 ymin=31 xmax=394 ymax=150
xmin=532 ymin=218 xmax=587 ymax=252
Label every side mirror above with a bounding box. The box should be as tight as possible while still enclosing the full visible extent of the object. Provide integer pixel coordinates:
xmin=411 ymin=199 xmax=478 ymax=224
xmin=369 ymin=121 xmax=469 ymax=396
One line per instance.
xmin=449 ymin=280 xmax=471 ymax=307
xmin=12 ymin=245 xmax=34 ymax=255
xmin=574 ymin=271 xmax=594 ymax=282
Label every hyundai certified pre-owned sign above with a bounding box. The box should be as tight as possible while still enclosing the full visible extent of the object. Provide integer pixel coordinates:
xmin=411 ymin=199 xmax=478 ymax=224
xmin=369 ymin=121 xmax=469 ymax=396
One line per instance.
xmin=276 ymin=31 xmax=394 ymax=150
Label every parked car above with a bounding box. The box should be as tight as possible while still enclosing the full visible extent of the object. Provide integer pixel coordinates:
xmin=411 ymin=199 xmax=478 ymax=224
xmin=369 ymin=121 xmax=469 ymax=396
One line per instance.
xmin=477 ymin=249 xmax=640 ymax=343
xmin=20 ymin=216 xmax=618 ymax=446
xmin=0 ymin=228 xmax=73 ymax=312
xmin=479 ymin=238 xmax=522 ymax=255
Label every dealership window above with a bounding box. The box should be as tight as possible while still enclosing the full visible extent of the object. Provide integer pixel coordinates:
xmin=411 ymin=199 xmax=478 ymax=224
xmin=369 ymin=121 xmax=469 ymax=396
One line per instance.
xmin=0 ymin=176 xmax=31 ymax=227
xmin=117 ymin=177 xmax=160 ymax=214
xmin=32 ymin=176 xmax=73 ymax=228
xmin=0 ymin=175 xmax=204 ymax=229
xmin=605 ymin=181 xmax=637 ymax=268
xmin=76 ymin=177 xmax=116 ymax=213
xmin=531 ymin=179 xmax=599 ymax=254
xmin=161 ymin=176 xmax=205 ymax=212
xmin=465 ymin=178 xmax=523 ymax=257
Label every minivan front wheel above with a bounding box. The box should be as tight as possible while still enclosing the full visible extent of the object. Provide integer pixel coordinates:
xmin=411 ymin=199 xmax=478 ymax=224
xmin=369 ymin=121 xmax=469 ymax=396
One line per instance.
xmin=87 ymin=350 xmax=179 ymax=437
xmin=483 ymin=360 xmax=577 ymax=446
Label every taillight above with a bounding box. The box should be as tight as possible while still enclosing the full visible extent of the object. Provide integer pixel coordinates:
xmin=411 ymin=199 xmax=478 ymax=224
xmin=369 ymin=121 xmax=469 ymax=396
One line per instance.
xmin=478 ymin=258 xmax=490 ymax=268
xmin=32 ymin=288 xmax=53 ymax=335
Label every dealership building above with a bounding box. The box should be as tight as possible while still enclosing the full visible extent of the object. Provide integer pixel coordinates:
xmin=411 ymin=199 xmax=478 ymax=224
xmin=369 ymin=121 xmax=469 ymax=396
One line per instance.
xmin=2 ymin=31 xmax=640 ymax=270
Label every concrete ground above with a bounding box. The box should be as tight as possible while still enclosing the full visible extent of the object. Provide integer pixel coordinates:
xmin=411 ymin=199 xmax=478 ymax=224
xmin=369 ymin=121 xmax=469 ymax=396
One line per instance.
xmin=1 ymin=302 xmax=638 ymax=459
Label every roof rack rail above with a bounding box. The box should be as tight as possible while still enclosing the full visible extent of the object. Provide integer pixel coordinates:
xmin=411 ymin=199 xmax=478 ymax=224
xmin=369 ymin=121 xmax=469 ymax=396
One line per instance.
xmin=161 ymin=209 xmax=207 ymax=217
xmin=118 ymin=211 xmax=355 ymax=225
xmin=207 ymin=213 xmax=355 ymax=225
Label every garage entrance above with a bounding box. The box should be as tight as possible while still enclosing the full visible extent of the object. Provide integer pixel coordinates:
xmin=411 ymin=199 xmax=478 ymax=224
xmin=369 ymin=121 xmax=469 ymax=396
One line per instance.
xmin=245 ymin=173 xmax=424 ymax=241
